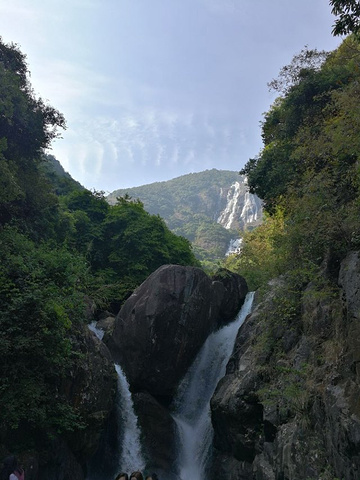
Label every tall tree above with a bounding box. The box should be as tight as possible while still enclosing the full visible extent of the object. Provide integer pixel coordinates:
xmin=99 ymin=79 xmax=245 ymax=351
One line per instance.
xmin=0 ymin=38 xmax=66 ymax=230
xmin=330 ymin=0 xmax=360 ymax=36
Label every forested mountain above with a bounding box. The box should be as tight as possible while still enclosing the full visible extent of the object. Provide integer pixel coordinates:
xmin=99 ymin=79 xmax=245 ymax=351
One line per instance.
xmin=107 ymin=170 xmax=262 ymax=266
xmin=40 ymin=153 xmax=84 ymax=195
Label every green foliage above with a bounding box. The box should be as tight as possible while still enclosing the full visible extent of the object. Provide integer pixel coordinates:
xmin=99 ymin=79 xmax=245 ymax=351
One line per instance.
xmin=40 ymin=154 xmax=84 ymax=196
xmin=237 ymin=39 xmax=360 ymax=291
xmin=330 ymin=0 xmax=360 ymax=36
xmin=107 ymin=169 xmax=253 ymax=264
xmin=224 ymin=209 xmax=287 ymax=290
xmin=99 ymin=196 xmax=199 ymax=299
xmin=0 ymin=38 xmax=66 ymax=236
xmin=0 ymin=226 xmax=88 ymax=435
xmin=257 ymin=363 xmax=312 ymax=421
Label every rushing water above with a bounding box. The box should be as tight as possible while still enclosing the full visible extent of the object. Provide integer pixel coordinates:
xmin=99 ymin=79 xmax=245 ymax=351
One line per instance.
xmin=89 ymin=321 xmax=145 ymax=471
xmin=171 ymin=292 xmax=255 ymax=480
xmin=87 ymin=294 xmax=254 ymax=480
xmin=88 ymin=321 xmax=105 ymax=340
xmin=115 ymin=364 xmax=146 ymax=474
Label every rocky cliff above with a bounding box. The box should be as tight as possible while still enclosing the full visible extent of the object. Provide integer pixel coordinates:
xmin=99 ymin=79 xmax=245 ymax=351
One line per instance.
xmin=210 ymin=252 xmax=360 ymax=480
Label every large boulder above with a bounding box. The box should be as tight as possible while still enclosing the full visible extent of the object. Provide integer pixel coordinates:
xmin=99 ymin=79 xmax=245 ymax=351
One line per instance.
xmin=108 ymin=264 xmax=222 ymax=398
xmin=212 ymin=268 xmax=249 ymax=326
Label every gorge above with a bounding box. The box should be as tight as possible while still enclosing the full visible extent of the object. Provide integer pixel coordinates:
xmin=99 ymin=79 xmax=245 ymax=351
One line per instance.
xmin=83 ymin=250 xmax=360 ymax=480
xmin=85 ymin=265 xmax=249 ymax=480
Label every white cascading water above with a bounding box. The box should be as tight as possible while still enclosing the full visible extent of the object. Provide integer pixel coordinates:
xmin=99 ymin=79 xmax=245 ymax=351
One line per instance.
xmin=217 ymin=181 xmax=242 ymax=230
xmin=87 ymin=322 xmax=145 ymax=479
xmin=115 ymin=364 xmax=146 ymax=474
xmin=217 ymin=179 xmax=263 ymax=232
xmin=240 ymin=191 xmax=262 ymax=224
xmin=171 ymin=292 xmax=255 ymax=480
xmin=226 ymin=238 xmax=243 ymax=256
xmin=88 ymin=321 xmax=105 ymax=340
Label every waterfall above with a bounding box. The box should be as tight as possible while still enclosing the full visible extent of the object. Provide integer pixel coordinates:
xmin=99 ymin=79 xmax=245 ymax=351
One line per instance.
xmin=88 ymin=321 xmax=105 ymax=340
xmin=115 ymin=364 xmax=146 ymax=474
xmin=217 ymin=181 xmax=242 ymax=229
xmin=225 ymin=237 xmax=243 ymax=256
xmin=171 ymin=292 xmax=255 ymax=480
xmin=240 ymin=191 xmax=262 ymax=224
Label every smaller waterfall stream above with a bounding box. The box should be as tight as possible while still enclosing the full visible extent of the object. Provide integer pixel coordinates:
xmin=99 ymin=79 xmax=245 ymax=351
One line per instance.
xmin=171 ymin=292 xmax=255 ymax=480
xmin=115 ymin=364 xmax=146 ymax=473
xmin=87 ymin=319 xmax=145 ymax=479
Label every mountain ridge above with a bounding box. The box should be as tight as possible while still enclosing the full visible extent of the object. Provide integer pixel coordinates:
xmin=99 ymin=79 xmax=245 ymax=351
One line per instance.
xmin=107 ymin=169 xmax=263 ymax=265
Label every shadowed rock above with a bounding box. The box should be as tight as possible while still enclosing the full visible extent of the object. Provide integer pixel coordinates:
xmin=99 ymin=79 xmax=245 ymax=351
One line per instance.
xmin=108 ymin=264 xmax=221 ymax=398
xmin=108 ymin=265 xmax=248 ymax=399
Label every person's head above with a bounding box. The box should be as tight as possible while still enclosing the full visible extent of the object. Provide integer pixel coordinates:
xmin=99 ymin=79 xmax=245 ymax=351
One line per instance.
xmin=1 ymin=457 xmax=18 ymax=480
xmin=145 ymin=474 xmax=158 ymax=480
xmin=130 ymin=472 xmax=143 ymax=480
xmin=115 ymin=473 xmax=128 ymax=480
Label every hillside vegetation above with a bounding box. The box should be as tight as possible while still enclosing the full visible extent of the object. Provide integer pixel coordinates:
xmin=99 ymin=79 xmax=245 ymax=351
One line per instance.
xmin=0 ymin=38 xmax=198 ymax=454
xmin=217 ymin=33 xmax=360 ymax=479
xmin=226 ymin=37 xmax=360 ymax=292
xmin=108 ymin=170 xmax=257 ymax=267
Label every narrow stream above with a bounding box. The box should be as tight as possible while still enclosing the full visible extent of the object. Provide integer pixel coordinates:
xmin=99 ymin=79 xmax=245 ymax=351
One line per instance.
xmin=115 ymin=364 xmax=146 ymax=473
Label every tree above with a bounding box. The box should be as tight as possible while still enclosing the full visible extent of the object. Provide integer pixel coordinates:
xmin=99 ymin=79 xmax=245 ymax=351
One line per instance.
xmin=0 ymin=38 xmax=66 ymax=230
xmin=330 ymin=0 xmax=360 ymax=36
xmin=267 ymin=47 xmax=329 ymax=95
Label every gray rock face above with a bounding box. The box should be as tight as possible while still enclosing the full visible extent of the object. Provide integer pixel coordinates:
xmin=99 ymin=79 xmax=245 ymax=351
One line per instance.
xmin=212 ymin=269 xmax=248 ymax=326
xmin=108 ymin=265 xmax=218 ymax=397
xmin=132 ymin=392 xmax=177 ymax=475
xmin=62 ymin=326 xmax=117 ymax=463
xmin=108 ymin=264 xmax=248 ymax=399
xmin=210 ymin=256 xmax=360 ymax=480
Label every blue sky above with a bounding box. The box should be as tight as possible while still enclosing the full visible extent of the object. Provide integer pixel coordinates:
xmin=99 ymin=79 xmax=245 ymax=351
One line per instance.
xmin=0 ymin=0 xmax=341 ymax=193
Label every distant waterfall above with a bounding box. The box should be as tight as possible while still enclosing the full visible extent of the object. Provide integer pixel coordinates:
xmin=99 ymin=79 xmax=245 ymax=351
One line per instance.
xmin=88 ymin=321 xmax=104 ymax=340
xmin=171 ymin=292 xmax=255 ymax=480
xmin=217 ymin=181 xmax=242 ymax=229
xmin=115 ymin=364 xmax=146 ymax=474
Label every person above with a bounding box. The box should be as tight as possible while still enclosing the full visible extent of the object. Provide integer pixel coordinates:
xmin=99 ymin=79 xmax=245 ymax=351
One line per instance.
xmin=130 ymin=472 xmax=143 ymax=480
xmin=115 ymin=474 xmax=128 ymax=480
xmin=0 ymin=456 xmax=24 ymax=480
xmin=145 ymin=474 xmax=158 ymax=480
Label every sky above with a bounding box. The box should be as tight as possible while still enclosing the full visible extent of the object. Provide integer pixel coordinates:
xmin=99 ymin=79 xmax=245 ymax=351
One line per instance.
xmin=0 ymin=0 xmax=342 ymax=193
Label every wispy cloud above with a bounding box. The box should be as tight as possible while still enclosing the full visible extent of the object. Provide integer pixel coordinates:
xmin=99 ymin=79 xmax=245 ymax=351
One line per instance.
xmin=51 ymin=106 xmax=248 ymax=191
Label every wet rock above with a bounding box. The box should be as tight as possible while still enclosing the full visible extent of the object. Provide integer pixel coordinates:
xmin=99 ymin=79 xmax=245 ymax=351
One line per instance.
xmin=61 ymin=326 xmax=117 ymax=466
xmin=211 ymin=268 xmax=248 ymax=326
xmin=209 ymin=253 xmax=360 ymax=480
xmin=132 ymin=392 xmax=177 ymax=474
xmin=108 ymin=265 xmax=222 ymax=398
